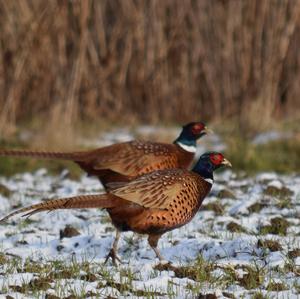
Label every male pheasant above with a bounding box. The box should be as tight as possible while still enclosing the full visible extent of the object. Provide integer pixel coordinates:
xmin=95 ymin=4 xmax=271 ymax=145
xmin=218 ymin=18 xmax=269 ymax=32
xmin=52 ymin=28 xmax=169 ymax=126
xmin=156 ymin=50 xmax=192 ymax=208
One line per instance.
xmin=0 ymin=122 xmax=210 ymax=189
xmin=0 ymin=152 xmax=231 ymax=263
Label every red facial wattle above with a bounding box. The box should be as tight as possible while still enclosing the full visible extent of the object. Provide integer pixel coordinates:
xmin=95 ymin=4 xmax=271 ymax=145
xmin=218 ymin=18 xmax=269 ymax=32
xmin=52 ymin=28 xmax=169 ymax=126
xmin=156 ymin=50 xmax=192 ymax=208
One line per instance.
xmin=209 ymin=153 xmax=224 ymax=165
xmin=191 ymin=123 xmax=205 ymax=135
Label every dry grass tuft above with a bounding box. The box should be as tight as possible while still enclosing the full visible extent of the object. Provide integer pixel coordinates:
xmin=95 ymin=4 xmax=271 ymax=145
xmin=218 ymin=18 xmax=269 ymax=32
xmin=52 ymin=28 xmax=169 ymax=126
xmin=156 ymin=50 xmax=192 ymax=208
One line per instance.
xmin=0 ymin=0 xmax=300 ymax=139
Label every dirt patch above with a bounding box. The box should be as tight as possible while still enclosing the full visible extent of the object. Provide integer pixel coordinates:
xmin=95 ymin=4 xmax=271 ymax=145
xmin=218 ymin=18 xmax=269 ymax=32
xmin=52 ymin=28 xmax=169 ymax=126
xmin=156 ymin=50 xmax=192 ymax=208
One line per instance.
xmin=0 ymin=184 xmax=12 ymax=197
xmin=45 ymin=295 xmax=60 ymax=299
xmin=263 ymin=185 xmax=293 ymax=198
xmin=80 ymin=273 xmax=98 ymax=282
xmin=248 ymin=202 xmax=267 ymax=213
xmin=266 ymin=282 xmax=288 ymax=291
xmin=59 ymin=225 xmax=80 ymax=239
xmin=260 ymin=217 xmax=290 ymax=236
xmin=154 ymin=261 xmax=215 ymax=282
xmin=257 ymin=239 xmax=283 ymax=252
xmin=197 ymin=293 xmax=217 ymax=299
xmin=288 ymin=249 xmax=300 ymax=259
xmin=227 ymin=221 xmax=247 ymax=233
xmin=201 ymin=202 xmax=224 ymax=215
xmin=218 ymin=189 xmax=236 ymax=199
xmin=237 ymin=266 xmax=264 ymax=289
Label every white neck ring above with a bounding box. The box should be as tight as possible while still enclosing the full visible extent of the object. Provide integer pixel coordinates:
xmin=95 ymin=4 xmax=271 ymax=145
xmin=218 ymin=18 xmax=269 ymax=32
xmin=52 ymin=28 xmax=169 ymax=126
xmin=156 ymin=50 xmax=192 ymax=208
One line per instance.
xmin=177 ymin=142 xmax=197 ymax=153
xmin=204 ymin=178 xmax=214 ymax=184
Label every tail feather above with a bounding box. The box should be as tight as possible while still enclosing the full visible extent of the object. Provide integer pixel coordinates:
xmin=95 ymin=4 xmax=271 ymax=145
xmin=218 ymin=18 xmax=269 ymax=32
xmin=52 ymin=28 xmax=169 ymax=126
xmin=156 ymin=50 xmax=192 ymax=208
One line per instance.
xmin=0 ymin=149 xmax=87 ymax=161
xmin=0 ymin=194 xmax=117 ymax=222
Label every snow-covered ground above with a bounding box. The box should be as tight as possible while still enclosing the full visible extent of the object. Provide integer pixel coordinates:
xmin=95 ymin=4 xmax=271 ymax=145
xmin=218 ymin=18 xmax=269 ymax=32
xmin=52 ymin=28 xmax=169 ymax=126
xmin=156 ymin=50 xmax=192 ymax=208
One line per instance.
xmin=0 ymin=127 xmax=298 ymax=298
xmin=0 ymin=168 xmax=299 ymax=298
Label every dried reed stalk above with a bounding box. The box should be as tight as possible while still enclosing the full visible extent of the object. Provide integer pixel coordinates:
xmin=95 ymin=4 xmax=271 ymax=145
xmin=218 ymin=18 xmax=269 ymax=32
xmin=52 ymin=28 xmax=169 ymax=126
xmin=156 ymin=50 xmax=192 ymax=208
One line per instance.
xmin=0 ymin=0 xmax=299 ymax=138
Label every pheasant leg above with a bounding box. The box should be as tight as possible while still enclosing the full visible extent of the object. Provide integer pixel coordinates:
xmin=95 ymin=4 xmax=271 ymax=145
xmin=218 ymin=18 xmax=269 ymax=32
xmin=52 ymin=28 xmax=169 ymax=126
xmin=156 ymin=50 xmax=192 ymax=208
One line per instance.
xmin=148 ymin=234 xmax=164 ymax=261
xmin=104 ymin=230 xmax=121 ymax=265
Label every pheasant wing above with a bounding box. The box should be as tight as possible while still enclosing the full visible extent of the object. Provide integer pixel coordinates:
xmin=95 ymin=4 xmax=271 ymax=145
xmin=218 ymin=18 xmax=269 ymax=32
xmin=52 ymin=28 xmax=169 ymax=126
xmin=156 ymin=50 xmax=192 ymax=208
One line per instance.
xmin=110 ymin=168 xmax=192 ymax=209
xmin=90 ymin=141 xmax=178 ymax=177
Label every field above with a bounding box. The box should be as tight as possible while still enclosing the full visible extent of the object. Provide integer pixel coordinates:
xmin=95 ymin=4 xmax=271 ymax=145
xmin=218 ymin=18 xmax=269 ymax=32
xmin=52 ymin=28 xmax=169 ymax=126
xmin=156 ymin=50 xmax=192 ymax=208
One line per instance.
xmin=1 ymin=1 xmax=300 ymax=298
xmin=0 ymin=128 xmax=299 ymax=299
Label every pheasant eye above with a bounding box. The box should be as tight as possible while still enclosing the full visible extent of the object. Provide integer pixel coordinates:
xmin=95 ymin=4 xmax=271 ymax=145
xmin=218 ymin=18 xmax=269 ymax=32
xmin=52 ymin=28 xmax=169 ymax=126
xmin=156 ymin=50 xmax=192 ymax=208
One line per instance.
xmin=210 ymin=153 xmax=224 ymax=165
xmin=191 ymin=123 xmax=204 ymax=134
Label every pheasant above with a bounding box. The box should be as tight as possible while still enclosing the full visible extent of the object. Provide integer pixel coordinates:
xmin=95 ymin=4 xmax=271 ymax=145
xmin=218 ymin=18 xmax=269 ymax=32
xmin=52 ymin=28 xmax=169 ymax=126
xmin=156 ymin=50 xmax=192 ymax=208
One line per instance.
xmin=0 ymin=122 xmax=210 ymax=189
xmin=0 ymin=152 xmax=231 ymax=263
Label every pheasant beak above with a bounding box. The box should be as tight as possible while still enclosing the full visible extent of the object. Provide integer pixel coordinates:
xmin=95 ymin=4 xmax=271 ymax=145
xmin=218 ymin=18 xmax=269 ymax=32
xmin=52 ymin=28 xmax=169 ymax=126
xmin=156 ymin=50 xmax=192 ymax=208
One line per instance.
xmin=221 ymin=158 xmax=232 ymax=168
xmin=203 ymin=126 xmax=214 ymax=135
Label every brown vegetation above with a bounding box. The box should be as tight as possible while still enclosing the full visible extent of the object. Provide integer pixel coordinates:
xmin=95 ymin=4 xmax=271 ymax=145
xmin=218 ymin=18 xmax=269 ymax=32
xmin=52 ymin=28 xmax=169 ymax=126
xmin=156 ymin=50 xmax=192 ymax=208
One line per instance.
xmin=0 ymin=0 xmax=300 ymax=138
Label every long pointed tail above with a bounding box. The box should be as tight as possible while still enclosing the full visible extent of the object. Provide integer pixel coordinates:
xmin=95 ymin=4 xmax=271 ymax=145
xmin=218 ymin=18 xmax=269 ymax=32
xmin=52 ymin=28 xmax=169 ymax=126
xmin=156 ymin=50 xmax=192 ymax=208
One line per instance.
xmin=0 ymin=149 xmax=87 ymax=161
xmin=0 ymin=194 xmax=118 ymax=222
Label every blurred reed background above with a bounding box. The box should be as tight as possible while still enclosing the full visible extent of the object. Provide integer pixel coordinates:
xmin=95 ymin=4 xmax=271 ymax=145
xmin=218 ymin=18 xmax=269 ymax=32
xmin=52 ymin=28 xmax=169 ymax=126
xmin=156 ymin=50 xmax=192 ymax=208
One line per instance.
xmin=0 ymin=0 xmax=300 ymax=142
